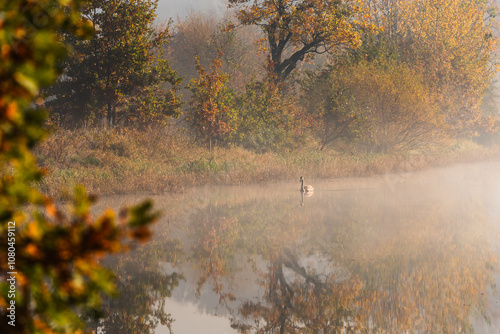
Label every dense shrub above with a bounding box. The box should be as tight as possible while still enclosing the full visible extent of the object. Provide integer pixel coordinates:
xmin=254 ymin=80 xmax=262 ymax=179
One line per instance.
xmin=304 ymin=59 xmax=448 ymax=153
xmin=230 ymin=81 xmax=308 ymax=152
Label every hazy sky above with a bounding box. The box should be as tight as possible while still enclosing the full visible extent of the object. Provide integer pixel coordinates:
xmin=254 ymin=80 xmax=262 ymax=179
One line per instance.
xmin=157 ymin=0 xmax=228 ymax=22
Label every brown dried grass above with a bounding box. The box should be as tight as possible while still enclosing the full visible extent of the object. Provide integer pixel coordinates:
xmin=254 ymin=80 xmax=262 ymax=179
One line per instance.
xmin=33 ymin=127 xmax=500 ymax=198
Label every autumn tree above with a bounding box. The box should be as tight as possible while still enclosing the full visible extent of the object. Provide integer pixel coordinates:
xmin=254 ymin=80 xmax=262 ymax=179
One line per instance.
xmin=187 ymin=53 xmax=237 ymax=148
xmin=360 ymin=0 xmax=498 ymax=137
xmin=168 ymin=10 xmax=263 ymax=91
xmin=402 ymin=0 xmax=497 ymax=136
xmin=307 ymin=59 xmax=447 ymax=153
xmin=231 ymin=80 xmax=308 ymax=152
xmin=0 ymin=0 xmax=158 ymax=333
xmin=228 ymin=0 xmax=374 ymax=81
xmin=46 ymin=0 xmax=182 ymax=126
xmin=301 ymin=70 xmax=360 ymax=150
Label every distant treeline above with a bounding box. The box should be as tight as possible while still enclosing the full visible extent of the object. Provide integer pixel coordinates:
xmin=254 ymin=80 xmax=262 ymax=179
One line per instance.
xmin=45 ymin=0 xmax=500 ymax=153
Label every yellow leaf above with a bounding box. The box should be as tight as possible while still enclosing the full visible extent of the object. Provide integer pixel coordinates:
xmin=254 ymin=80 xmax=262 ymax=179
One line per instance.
xmin=14 ymin=72 xmax=39 ymax=95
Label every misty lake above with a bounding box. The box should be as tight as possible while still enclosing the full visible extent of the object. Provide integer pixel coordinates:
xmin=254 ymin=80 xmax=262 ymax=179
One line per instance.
xmin=92 ymin=162 xmax=500 ymax=333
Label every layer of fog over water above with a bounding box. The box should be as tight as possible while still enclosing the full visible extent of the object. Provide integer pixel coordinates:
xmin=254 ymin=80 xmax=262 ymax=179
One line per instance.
xmin=92 ymin=162 xmax=500 ymax=333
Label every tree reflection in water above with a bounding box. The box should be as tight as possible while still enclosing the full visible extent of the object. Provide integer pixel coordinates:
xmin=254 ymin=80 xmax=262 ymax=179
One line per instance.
xmin=232 ymin=249 xmax=378 ymax=333
xmin=93 ymin=169 xmax=498 ymax=333
xmin=92 ymin=240 xmax=184 ymax=334
xmin=187 ymin=186 xmax=495 ymax=333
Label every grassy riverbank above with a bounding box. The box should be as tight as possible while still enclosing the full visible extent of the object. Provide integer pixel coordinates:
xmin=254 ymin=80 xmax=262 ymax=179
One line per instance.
xmin=34 ymin=127 xmax=500 ymax=198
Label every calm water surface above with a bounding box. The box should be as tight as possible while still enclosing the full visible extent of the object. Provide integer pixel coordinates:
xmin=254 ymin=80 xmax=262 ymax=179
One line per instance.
xmin=94 ymin=162 xmax=500 ymax=333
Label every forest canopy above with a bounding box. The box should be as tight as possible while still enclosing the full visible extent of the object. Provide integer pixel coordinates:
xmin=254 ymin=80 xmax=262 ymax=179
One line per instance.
xmin=38 ymin=0 xmax=500 ymax=152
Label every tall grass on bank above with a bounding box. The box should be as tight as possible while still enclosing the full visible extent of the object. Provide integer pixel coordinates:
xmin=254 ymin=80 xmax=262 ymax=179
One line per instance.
xmin=33 ymin=127 xmax=500 ymax=198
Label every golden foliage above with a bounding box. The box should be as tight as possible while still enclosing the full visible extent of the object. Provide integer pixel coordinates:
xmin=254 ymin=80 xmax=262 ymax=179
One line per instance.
xmin=363 ymin=0 xmax=498 ymax=136
xmin=229 ymin=0 xmax=376 ymax=80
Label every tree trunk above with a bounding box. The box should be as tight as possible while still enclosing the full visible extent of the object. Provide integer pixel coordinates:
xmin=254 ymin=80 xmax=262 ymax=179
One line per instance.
xmin=107 ymin=102 xmax=113 ymax=127
xmin=111 ymin=101 xmax=117 ymax=127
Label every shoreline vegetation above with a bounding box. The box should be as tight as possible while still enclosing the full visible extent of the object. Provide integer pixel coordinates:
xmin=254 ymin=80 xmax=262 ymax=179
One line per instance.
xmin=35 ymin=127 xmax=500 ymax=198
xmin=35 ymin=1 xmax=500 ymax=201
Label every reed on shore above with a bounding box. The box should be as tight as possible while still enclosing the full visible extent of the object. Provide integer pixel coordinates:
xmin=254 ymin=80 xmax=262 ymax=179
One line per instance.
xmin=34 ymin=127 xmax=500 ymax=198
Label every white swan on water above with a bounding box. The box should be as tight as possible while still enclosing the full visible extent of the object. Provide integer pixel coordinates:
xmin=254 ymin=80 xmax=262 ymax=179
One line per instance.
xmin=300 ymin=176 xmax=314 ymax=193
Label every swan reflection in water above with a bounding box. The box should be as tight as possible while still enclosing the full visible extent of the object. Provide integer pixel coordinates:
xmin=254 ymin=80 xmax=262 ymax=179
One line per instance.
xmin=300 ymin=188 xmax=314 ymax=206
xmin=300 ymin=176 xmax=314 ymax=206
